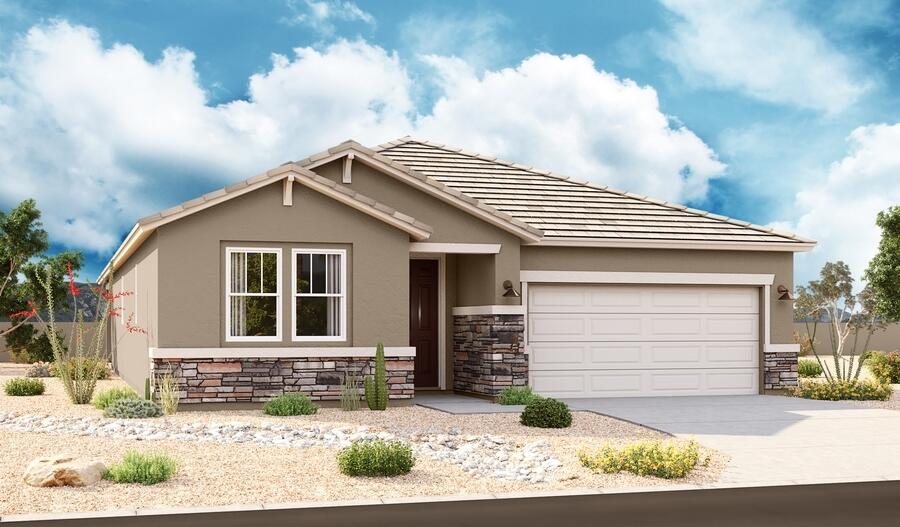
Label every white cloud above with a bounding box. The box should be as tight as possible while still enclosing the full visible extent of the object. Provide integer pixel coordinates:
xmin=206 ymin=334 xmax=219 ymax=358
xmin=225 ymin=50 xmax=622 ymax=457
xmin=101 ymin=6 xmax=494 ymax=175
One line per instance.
xmin=400 ymin=11 xmax=514 ymax=71
xmin=0 ymin=21 xmax=725 ymax=268
xmin=658 ymin=0 xmax=871 ymax=114
xmin=782 ymin=123 xmax=900 ymax=285
xmin=281 ymin=0 xmax=375 ymax=35
xmin=417 ymin=53 xmax=725 ymax=202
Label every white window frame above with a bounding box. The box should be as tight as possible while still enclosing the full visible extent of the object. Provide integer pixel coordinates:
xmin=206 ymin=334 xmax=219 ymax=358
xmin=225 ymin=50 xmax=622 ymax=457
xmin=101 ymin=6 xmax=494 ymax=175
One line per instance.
xmin=225 ymin=247 xmax=282 ymax=343
xmin=291 ymin=248 xmax=347 ymax=343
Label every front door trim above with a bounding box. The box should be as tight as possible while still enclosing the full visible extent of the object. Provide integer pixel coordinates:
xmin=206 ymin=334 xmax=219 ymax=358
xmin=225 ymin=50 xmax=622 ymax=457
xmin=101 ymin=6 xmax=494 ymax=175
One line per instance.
xmin=410 ymin=254 xmax=446 ymax=390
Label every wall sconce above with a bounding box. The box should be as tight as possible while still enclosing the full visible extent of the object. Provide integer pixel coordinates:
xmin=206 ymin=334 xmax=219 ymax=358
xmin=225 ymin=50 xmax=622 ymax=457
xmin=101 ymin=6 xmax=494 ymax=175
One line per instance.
xmin=776 ymin=285 xmax=794 ymax=301
xmin=502 ymin=280 xmax=521 ymax=298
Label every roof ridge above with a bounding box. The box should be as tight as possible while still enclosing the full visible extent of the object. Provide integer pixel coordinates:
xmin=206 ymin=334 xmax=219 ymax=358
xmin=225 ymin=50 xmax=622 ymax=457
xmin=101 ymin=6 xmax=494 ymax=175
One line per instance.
xmin=376 ymin=136 xmax=814 ymax=244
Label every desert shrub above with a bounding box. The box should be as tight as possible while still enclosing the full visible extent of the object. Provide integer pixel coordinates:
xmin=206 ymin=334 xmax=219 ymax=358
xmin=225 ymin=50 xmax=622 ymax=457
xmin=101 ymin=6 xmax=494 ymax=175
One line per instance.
xmin=4 ymin=377 xmax=45 ymax=396
xmin=50 ymin=357 xmax=110 ymax=380
xmin=92 ymin=387 xmax=140 ymax=410
xmin=25 ymin=361 xmax=52 ymax=378
xmin=798 ymin=358 xmax=824 ymax=378
xmin=104 ymin=397 xmax=164 ymax=418
xmin=156 ymin=374 xmax=180 ymax=415
xmin=340 ymin=370 xmax=361 ymax=411
xmin=104 ymin=451 xmax=177 ymax=485
xmin=867 ymin=351 xmax=900 ymax=384
xmin=497 ymin=386 xmax=539 ymax=405
xmin=520 ymin=397 xmax=572 ymax=428
xmin=263 ymin=393 xmax=318 ymax=416
xmin=579 ymin=440 xmax=702 ymax=479
xmin=337 ymin=440 xmax=414 ymax=477
xmin=791 ymin=379 xmax=892 ymax=401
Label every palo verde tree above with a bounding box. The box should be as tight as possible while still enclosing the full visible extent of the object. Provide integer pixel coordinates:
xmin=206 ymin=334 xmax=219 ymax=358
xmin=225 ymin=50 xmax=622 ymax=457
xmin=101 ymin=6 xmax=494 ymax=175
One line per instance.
xmin=0 ymin=199 xmax=82 ymax=353
xmin=864 ymin=206 xmax=900 ymax=323
xmin=794 ymin=261 xmax=884 ymax=382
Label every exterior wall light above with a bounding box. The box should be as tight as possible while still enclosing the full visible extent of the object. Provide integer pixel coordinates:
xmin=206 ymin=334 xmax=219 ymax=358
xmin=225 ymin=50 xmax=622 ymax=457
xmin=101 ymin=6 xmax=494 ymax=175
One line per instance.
xmin=777 ymin=285 xmax=794 ymax=301
xmin=502 ymin=280 xmax=521 ymax=298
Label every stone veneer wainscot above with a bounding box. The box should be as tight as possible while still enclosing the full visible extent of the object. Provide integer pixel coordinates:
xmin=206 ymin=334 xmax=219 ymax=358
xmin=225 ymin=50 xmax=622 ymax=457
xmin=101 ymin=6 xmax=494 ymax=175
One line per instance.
xmin=763 ymin=351 xmax=799 ymax=391
xmin=152 ymin=356 xmax=414 ymax=403
xmin=453 ymin=314 xmax=527 ymax=396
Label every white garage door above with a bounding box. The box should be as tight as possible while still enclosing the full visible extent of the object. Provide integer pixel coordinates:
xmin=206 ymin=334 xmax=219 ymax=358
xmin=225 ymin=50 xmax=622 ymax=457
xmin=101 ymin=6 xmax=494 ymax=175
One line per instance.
xmin=528 ymin=284 xmax=760 ymax=397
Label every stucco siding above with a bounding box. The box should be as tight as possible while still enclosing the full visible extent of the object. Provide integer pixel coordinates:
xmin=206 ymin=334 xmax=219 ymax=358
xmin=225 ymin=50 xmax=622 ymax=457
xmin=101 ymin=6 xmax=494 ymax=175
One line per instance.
xmin=155 ymin=181 xmax=410 ymax=349
xmin=521 ymin=247 xmax=795 ymax=344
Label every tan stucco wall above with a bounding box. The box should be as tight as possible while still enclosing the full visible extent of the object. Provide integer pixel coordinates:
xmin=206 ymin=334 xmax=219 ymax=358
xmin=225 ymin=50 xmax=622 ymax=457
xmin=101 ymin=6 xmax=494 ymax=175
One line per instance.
xmin=110 ymin=230 xmax=159 ymax=388
xmin=155 ymin=181 xmax=410 ymax=348
xmin=521 ymin=247 xmax=795 ymax=344
xmin=794 ymin=322 xmax=900 ymax=354
xmin=316 ymin=160 xmax=523 ymax=306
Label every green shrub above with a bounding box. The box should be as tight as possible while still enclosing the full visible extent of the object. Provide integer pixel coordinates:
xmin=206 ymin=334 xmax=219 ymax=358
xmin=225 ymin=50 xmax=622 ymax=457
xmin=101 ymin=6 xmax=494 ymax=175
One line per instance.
xmin=791 ymin=379 xmax=893 ymax=401
xmin=337 ymin=440 xmax=415 ymax=477
xmin=104 ymin=451 xmax=177 ymax=485
xmin=263 ymin=393 xmax=318 ymax=416
xmin=579 ymin=440 xmax=702 ymax=479
xmin=25 ymin=361 xmax=52 ymax=378
xmin=92 ymin=387 xmax=140 ymax=410
xmin=497 ymin=386 xmax=539 ymax=405
xmin=4 ymin=377 xmax=45 ymax=396
xmin=104 ymin=398 xmax=164 ymax=418
xmin=364 ymin=342 xmax=388 ymax=411
xmin=867 ymin=351 xmax=900 ymax=384
xmin=797 ymin=358 xmax=824 ymax=378
xmin=520 ymin=397 xmax=572 ymax=428
xmin=50 ymin=357 xmax=110 ymax=380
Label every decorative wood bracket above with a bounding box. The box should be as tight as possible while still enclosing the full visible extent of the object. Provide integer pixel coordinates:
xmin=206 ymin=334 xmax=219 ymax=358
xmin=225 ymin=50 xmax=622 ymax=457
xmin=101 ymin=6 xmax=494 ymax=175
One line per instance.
xmin=342 ymin=152 xmax=355 ymax=184
xmin=283 ymin=174 xmax=295 ymax=206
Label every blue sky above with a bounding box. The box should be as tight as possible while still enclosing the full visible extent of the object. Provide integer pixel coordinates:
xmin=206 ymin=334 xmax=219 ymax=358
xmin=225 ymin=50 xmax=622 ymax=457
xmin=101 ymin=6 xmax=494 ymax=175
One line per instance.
xmin=1 ymin=0 xmax=899 ymax=285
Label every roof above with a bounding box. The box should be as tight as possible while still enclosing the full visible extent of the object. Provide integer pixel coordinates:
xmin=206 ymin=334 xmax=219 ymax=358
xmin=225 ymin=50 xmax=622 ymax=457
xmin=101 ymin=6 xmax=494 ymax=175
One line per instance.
xmin=375 ymin=137 xmax=815 ymax=250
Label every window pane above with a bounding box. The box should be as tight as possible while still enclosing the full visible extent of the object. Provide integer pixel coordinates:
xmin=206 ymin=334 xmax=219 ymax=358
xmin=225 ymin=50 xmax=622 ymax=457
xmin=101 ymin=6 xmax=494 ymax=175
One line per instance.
xmin=230 ymin=252 xmax=247 ymax=293
xmin=262 ymin=252 xmax=278 ymax=294
xmin=230 ymin=296 xmax=276 ymax=337
xmin=297 ymin=254 xmax=311 ymax=293
xmin=247 ymin=252 xmax=262 ymax=293
xmin=326 ymin=253 xmax=341 ymax=294
xmin=296 ymin=297 xmax=340 ymax=337
xmin=311 ymin=253 xmax=326 ymax=293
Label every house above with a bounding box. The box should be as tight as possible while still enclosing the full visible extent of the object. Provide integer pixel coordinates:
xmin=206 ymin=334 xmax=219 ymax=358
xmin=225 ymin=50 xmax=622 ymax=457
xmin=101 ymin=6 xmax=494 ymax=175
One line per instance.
xmin=100 ymin=137 xmax=815 ymax=404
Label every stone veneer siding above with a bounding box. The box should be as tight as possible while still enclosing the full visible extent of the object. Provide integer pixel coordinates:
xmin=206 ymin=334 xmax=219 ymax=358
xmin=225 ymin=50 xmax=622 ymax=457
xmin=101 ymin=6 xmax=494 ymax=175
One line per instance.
xmin=763 ymin=351 xmax=799 ymax=391
xmin=453 ymin=314 xmax=527 ymax=396
xmin=151 ymin=357 xmax=414 ymax=403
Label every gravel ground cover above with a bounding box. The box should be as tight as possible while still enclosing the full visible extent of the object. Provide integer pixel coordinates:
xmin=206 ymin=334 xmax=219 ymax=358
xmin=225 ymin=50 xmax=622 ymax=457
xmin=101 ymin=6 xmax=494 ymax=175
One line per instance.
xmin=0 ymin=372 xmax=725 ymax=516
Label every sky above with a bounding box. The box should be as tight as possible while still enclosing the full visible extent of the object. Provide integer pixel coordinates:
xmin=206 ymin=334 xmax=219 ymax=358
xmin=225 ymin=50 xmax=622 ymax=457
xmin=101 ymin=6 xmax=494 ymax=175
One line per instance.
xmin=0 ymin=0 xmax=898 ymax=285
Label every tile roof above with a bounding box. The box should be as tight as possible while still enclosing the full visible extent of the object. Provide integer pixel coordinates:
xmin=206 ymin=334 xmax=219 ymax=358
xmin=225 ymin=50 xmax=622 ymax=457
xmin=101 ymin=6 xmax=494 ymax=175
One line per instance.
xmin=375 ymin=137 xmax=813 ymax=246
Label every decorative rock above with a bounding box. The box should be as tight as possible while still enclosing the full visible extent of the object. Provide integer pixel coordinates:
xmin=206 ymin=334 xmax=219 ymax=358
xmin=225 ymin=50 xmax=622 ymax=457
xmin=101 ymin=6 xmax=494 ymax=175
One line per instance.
xmin=23 ymin=455 xmax=106 ymax=487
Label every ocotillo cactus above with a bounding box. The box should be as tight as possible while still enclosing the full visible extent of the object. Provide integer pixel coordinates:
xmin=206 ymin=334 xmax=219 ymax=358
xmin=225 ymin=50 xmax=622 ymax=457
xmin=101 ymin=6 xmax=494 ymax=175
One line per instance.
xmin=364 ymin=342 xmax=388 ymax=410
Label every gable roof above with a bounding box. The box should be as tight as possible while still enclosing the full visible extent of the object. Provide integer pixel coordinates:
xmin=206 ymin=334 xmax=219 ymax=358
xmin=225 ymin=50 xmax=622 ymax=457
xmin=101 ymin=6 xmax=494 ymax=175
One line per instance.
xmin=97 ymin=163 xmax=433 ymax=282
xmin=375 ymin=137 xmax=815 ymax=251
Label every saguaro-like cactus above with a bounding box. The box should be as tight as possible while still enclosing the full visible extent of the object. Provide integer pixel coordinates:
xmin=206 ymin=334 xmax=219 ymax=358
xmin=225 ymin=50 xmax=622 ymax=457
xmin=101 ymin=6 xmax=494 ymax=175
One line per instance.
xmin=364 ymin=342 xmax=388 ymax=410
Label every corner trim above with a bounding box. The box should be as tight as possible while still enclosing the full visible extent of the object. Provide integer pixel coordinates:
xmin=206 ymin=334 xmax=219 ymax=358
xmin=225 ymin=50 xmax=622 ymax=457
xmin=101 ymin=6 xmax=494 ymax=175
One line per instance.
xmin=519 ymin=271 xmax=776 ymax=286
xmin=765 ymin=344 xmax=801 ymax=354
xmin=410 ymin=243 xmax=502 ymax=254
xmin=451 ymin=305 xmax=525 ymax=316
xmin=149 ymin=347 xmax=416 ymax=359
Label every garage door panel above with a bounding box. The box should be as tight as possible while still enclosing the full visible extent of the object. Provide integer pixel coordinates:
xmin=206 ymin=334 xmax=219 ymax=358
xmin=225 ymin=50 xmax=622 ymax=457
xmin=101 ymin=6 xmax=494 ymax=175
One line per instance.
xmin=530 ymin=313 xmax=758 ymax=342
xmin=528 ymin=285 xmax=758 ymax=314
xmin=530 ymin=341 xmax=757 ymax=370
xmin=530 ymin=368 xmax=759 ymax=398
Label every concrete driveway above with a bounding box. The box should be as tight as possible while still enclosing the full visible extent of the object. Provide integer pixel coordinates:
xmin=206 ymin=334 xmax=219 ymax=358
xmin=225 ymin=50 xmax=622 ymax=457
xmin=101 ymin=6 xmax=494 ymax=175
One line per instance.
xmin=565 ymin=395 xmax=900 ymax=485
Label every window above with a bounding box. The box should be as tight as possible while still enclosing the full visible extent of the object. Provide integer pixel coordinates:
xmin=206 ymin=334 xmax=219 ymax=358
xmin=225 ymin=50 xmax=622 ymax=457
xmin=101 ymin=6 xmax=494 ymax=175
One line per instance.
xmin=226 ymin=248 xmax=281 ymax=341
xmin=292 ymin=249 xmax=346 ymax=341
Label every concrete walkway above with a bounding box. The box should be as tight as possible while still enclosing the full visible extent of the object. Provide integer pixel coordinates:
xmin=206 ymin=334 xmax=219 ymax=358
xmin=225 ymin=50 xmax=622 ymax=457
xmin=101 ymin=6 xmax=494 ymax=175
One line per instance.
xmin=566 ymin=395 xmax=900 ymax=486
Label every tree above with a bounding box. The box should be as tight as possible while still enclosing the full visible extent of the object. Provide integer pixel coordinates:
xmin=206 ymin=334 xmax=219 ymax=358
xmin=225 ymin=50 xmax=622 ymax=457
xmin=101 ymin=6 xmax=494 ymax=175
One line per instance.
xmin=794 ymin=261 xmax=884 ymax=382
xmin=865 ymin=206 xmax=900 ymax=322
xmin=0 ymin=199 xmax=82 ymax=340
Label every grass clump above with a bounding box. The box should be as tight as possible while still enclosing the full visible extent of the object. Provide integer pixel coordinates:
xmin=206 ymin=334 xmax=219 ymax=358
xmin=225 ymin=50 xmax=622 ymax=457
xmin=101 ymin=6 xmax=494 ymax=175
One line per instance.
xmin=263 ymin=393 xmax=318 ymax=416
xmin=497 ymin=386 xmax=539 ymax=405
xmin=340 ymin=370 xmax=361 ymax=411
xmin=791 ymin=379 xmax=892 ymax=401
xmin=104 ymin=398 xmax=164 ymax=418
xmin=579 ymin=440 xmax=702 ymax=479
xmin=337 ymin=440 xmax=414 ymax=477
xmin=797 ymin=358 xmax=824 ymax=378
xmin=4 ymin=377 xmax=45 ymax=396
xmin=91 ymin=387 xmax=140 ymax=410
xmin=104 ymin=451 xmax=177 ymax=485
xmin=156 ymin=374 xmax=180 ymax=415
xmin=520 ymin=397 xmax=572 ymax=428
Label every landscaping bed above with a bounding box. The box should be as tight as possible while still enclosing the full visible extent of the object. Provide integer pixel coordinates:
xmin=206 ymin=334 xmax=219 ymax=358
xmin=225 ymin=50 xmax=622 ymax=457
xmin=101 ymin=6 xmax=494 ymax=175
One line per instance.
xmin=0 ymin=371 xmax=726 ymax=516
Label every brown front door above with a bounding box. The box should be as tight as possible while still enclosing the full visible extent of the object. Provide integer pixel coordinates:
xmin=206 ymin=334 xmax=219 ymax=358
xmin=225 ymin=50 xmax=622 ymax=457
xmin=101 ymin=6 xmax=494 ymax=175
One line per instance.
xmin=409 ymin=259 xmax=439 ymax=388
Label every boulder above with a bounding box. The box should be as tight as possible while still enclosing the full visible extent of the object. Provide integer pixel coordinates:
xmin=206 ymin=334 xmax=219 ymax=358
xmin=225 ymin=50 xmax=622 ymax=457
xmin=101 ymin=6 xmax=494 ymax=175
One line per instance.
xmin=23 ymin=455 xmax=106 ymax=487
